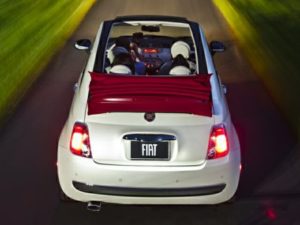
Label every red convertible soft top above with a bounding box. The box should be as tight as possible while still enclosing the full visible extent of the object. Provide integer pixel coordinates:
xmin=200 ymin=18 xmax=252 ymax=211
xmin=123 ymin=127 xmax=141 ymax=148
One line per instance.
xmin=88 ymin=72 xmax=212 ymax=117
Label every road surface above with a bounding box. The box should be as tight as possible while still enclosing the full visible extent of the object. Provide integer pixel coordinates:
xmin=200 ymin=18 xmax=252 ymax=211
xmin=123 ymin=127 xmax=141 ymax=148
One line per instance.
xmin=0 ymin=1 xmax=298 ymax=225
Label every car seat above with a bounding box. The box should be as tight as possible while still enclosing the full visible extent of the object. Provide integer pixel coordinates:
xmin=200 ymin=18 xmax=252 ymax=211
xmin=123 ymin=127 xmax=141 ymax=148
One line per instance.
xmin=171 ymin=41 xmax=190 ymax=59
xmin=169 ymin=65 xmax=191 ymax=75
xmin=109 ymin=65 xmax=132 ymax=75
xmin=159 ymin=41 xmax=191 ymax=75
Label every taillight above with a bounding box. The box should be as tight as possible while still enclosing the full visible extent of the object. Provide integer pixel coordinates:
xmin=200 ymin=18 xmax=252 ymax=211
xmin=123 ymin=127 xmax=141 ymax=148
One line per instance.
xmin=207 ymin=124 xmax=229 ymax=159
xmin=70 ymin=122 xmax=92 ymax=158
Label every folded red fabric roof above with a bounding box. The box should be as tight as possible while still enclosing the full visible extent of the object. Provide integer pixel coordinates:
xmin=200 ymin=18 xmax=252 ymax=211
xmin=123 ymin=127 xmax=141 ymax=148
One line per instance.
xmin=88 ymin=72 xmax=212 ymax=117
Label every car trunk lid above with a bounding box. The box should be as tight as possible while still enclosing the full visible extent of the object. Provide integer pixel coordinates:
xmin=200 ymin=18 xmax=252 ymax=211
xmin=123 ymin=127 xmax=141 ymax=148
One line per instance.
xmin=86 ymin=113 xmax=214 ymax=166
xmin=85 ymin=72 xmax=213 ymax=166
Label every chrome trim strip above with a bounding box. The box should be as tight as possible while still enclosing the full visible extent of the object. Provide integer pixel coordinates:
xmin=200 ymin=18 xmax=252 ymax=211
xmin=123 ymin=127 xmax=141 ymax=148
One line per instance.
xmin=123 ymin=134 xmax=176 ymax=142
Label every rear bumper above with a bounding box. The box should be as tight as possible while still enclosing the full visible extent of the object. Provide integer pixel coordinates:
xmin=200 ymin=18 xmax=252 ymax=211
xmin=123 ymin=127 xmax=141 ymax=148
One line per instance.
xmin=58 ymin=146 xmax=240 ymax=205
xmin=73 ymin=181 xmax=226 ymax=197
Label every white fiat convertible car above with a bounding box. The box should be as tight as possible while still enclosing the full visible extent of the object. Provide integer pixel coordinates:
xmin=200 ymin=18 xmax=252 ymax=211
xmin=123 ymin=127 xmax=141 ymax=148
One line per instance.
xmin=57 ymin=15 xmax=241 ymax=210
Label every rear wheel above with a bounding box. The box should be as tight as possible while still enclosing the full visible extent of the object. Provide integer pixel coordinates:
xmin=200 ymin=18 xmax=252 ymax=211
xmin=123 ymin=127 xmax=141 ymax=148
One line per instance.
xmin=59 ymin=187 xmax=73 ymax=202
xmin=226 ymin=195 xmax=236 ymax=204
xmin=56 ymin=175 xmax=74 ymax=202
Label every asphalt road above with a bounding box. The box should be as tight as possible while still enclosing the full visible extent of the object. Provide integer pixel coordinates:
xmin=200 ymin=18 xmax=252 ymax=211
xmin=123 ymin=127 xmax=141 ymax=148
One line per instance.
xmin=0 ymin=1 xmax=299 ymax=225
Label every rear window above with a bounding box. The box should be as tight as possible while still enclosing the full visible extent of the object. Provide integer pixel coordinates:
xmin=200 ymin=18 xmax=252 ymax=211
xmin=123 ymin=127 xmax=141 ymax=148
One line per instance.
xmin=103 ymin=21 xmax=199 ymax=75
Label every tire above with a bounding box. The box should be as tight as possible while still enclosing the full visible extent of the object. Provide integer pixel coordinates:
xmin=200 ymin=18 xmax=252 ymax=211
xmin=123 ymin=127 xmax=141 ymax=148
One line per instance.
xmin=59 ymin=187 xmax=72 ymax=202
xmin=56 ymin=175 xmax=74 ymax=202
xmin=226 ymin=194 xmax=236 ymax=204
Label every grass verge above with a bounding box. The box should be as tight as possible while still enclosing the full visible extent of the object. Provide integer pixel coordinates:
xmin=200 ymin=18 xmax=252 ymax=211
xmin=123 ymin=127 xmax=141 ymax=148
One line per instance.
xmin=0 ymin=0 xmax=95 ymax=125
xmin=213 ymin=0 xmax=300 ymax=138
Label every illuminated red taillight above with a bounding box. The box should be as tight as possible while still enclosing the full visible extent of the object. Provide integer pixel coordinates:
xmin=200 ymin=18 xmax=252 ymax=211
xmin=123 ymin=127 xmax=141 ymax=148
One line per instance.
xmin=207 ymin=124 xmax=229 ymax=159
xmin=70 ymin=122 xmax=91 ymax=158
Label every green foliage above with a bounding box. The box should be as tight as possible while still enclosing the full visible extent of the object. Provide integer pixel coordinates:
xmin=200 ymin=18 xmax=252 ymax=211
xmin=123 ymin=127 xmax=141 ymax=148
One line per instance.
xmin=230 ymin=0 xmax=300 ymax=74
xmin=215 ymin=0 xmax=300 ymax=137
xmin=0 ymin=0 xmax=94 ymax=122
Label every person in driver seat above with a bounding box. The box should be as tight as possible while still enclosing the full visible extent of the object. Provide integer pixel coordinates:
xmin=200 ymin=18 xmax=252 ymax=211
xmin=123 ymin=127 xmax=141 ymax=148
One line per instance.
xmin=110 ymin=52 xmax=135 ymax=75
xmin=107 ymin=36 xmax=145 ymax=75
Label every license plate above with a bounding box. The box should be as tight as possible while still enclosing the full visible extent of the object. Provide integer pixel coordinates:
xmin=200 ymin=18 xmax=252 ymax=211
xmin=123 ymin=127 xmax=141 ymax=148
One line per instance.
xmin=131 ymin=141 xmax=169 ymax=160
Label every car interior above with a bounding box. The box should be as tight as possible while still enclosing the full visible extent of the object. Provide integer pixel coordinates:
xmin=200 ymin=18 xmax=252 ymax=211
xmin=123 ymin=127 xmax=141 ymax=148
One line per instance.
xmin=104 ymin=22 xmax=197 ymax=75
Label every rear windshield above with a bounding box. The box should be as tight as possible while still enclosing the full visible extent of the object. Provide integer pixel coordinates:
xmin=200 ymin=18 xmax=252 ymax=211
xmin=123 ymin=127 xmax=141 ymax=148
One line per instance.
xmin=103 ymin=21 xmax=199 ymax=76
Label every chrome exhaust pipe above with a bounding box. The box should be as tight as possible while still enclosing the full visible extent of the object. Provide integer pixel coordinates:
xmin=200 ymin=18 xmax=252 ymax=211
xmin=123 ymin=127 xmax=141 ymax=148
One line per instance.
xmin=87 ymin=201 xmax=101 ymax=212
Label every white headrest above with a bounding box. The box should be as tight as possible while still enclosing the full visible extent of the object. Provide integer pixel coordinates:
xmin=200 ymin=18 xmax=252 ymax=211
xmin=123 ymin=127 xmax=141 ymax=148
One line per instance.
xmin=169 ymin=66 xmax=191 ymax=75
xmin=109 ymin=65 xmax=132 ymax=75
xmin=171 ymin=41 xmax=190 ymax=59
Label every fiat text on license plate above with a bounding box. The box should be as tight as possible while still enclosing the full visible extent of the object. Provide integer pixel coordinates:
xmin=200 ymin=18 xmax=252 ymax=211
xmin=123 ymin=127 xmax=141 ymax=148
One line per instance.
xmin=131 ymin=142 xmax=169 ymax=160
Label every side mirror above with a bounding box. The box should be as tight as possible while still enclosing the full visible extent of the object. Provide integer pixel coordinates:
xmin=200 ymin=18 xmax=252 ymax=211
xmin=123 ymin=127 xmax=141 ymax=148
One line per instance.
xmin=210 ymin=41 xmax=225 ymax=56
xmin=75 ymin=39 xmax=91 ymax=51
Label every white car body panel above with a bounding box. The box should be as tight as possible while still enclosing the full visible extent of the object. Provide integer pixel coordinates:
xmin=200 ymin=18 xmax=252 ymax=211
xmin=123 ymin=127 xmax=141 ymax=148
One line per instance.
xmin=85 ymin=113 xmax=214 ymax=166
xmin=58 ymin=146 xmax=240 ymax=204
